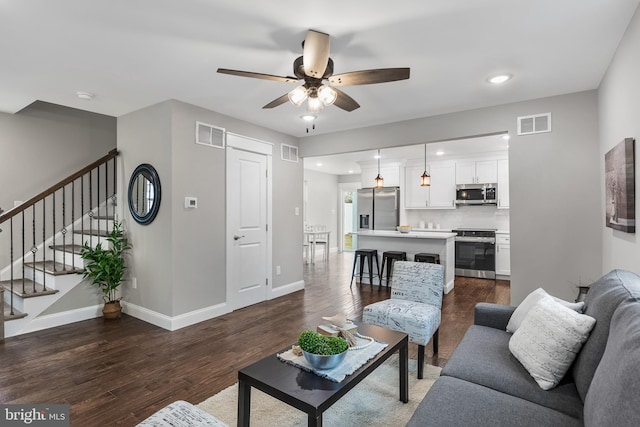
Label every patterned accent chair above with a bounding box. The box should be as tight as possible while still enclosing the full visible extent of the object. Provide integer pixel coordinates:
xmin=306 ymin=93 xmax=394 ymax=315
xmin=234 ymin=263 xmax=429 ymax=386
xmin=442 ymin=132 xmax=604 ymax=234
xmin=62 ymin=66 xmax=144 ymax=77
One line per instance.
xmin=362 ymin=261 xmax=444 ymax=379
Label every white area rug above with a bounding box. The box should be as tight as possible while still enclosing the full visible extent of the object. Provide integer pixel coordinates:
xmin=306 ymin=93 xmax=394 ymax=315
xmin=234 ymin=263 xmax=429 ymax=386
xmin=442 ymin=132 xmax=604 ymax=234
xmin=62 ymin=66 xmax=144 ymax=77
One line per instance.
xmin=197 ymin=355 xmax=441 ymax=427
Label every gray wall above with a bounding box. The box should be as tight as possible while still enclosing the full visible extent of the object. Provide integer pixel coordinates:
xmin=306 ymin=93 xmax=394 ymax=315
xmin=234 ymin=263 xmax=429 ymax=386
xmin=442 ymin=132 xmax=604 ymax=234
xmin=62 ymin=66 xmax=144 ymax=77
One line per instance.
xmin=0 ymin=101 xmax=117 ymax=315
xmin=0 ymin=102 xmax=116 ymax=220
xmin=118 ymin=100 xmax=302 ymax=318
xmin=118 ymin=101 xmax=174 ymax=315
xmin=304 ymin=169 xmax=339 ymax=252
xmin=599 ymin=5 xmax=640 ymax=273
xmin=299 ymin=91 xmax=602 ymax=304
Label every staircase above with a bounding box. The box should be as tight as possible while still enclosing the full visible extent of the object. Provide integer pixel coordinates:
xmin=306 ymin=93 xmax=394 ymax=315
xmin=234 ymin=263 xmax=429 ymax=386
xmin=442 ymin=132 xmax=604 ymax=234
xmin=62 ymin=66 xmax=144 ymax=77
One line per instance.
xmin=0 ymin=150 xmax=118 ymax=339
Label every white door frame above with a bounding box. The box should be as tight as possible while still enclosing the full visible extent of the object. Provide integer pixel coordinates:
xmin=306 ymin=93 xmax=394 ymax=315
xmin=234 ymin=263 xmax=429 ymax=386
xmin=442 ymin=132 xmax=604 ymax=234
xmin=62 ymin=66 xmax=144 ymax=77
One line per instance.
xmin=226 ymin=132 xmax=273 ymax=309
xmin=338 ymin=182 xmax=361 ymax=252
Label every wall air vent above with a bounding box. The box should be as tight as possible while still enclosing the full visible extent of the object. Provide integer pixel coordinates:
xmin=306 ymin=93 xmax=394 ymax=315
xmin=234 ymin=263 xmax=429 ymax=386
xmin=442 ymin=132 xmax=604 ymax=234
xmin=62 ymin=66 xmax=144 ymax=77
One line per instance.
xmin=195 ymin=121 xmax=225 ymax=149
xmin=281 ymin=143 xmax=299 ymax=163
xmin=517 ymin=113 xmax=552 ymax=135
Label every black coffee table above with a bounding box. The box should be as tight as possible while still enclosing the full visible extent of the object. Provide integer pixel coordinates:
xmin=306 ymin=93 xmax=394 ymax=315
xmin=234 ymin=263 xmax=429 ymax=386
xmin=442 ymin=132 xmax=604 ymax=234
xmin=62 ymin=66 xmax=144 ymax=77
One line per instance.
xmin=237 ymin=323 xmax=408 ymax=427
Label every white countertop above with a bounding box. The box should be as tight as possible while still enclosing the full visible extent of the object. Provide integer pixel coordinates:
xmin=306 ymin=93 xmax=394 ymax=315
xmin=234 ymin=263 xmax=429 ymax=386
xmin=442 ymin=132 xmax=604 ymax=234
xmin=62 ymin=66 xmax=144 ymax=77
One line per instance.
xmin=412 ymin=228 xmax=453 ymax=232
xmin=357 ymin=230 xmax=456 ymax=239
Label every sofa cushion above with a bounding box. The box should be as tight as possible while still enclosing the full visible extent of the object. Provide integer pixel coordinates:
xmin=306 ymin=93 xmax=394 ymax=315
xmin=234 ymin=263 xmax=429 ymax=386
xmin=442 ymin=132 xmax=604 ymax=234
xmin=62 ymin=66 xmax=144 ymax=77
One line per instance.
xmin=442 ymin=325 xmax=584 ymax=418
xmin=406 ymin=376 xmax=583 ymax=427
xmin=506 ymin=287 xmax=585 ymax=333
xmin=509 ymin=296 xmax=595 ymax=390
xmin=572 ymin=270 xmax=640 ymax=400
xmin=583 ymin=300 xmax=640 ymax=427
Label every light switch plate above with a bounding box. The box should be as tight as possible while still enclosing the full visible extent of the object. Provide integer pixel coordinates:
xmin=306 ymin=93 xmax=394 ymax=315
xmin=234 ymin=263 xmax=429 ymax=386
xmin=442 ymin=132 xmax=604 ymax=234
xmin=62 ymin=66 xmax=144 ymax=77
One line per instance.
xmin=185 ymin=197 xmax=197 ymax=208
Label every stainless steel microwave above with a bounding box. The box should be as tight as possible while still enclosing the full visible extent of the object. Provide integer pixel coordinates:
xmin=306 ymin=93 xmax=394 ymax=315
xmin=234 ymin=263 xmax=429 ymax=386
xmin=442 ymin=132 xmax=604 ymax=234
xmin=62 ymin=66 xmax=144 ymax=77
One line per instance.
xmin=455 ymin=184 xmax=497 ymax=205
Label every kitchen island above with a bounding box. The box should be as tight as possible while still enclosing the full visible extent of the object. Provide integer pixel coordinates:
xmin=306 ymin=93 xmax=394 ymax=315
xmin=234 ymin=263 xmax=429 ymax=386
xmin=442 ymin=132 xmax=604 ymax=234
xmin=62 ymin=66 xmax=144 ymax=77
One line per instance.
xmin=356 ymin=230 xmax=456 ymax=293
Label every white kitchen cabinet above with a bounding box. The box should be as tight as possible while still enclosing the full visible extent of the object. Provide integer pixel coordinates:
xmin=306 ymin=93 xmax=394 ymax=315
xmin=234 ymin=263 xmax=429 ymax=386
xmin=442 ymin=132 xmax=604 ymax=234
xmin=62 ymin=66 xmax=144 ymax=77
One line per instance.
xmin=428 ymin=161 xmax=457 ymax=208
xmin=496 ymin=233 xmax=511 ymax=276
xmin=403 ymin=161 xmax=455 ymax=209
xmin=456 ymin=159 xmax=498 ymax=184
xmin=497 ymin=159 xmax=510 ymax=209
xmin=361 ymin=165 xmax=401 ymax=188
xmin=404 ymin=164 xmax=429 ymax=208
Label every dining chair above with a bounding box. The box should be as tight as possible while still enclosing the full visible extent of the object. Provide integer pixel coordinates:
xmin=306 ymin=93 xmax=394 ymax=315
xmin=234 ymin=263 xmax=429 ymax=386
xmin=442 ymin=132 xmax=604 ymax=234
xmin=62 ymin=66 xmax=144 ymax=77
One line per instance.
xmin=362 ymin=261 xmax=444 ymax=379
xmin=313 ymin=225 xmax=330 ymax=262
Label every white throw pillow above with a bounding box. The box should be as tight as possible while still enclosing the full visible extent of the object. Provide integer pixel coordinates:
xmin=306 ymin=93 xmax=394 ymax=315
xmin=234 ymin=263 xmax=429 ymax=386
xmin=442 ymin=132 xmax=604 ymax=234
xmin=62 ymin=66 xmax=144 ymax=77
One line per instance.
xmin=506 ymin=288 xmax=585 ymax=333
xmin=509 ymin=296 xmax=596 ymax=390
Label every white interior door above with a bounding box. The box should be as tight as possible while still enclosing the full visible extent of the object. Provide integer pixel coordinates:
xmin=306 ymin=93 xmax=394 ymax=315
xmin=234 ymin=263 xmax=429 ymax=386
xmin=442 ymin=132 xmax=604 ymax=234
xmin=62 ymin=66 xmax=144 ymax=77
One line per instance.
xmin=227 ymin=145 xmax=269 ymax=310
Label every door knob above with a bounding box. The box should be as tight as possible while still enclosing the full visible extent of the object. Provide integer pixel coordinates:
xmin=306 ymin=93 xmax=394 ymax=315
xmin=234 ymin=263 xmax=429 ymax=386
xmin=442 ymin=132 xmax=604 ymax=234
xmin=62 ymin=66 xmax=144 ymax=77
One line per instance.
xmin=233 ymin=235 xmax=245 ymax=241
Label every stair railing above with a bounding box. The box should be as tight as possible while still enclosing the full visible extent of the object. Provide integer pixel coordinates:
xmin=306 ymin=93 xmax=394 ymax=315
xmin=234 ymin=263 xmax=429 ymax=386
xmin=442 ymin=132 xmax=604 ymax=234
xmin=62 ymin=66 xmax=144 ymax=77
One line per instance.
xmin=0 ymin=149 xmax=119 ymax=321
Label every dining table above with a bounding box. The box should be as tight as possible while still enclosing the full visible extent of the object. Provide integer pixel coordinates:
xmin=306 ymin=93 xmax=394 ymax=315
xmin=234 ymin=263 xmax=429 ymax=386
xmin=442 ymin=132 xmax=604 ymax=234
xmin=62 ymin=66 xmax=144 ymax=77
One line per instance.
xmin=304 ymin=230 xmax=331 ymax=264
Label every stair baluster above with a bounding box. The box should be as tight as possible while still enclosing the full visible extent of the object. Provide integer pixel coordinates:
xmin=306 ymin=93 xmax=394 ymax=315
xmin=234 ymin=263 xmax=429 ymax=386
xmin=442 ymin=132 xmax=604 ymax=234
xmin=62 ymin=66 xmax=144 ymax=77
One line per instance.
xmin=31 ymin=204 xmax=37 ymax=293
xmin=42 ymin=197 xmax=46 ymax=289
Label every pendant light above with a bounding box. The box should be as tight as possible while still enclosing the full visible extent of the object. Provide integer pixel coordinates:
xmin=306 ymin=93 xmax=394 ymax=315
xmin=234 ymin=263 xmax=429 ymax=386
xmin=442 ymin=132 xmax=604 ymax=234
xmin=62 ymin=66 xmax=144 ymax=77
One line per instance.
xmin=420 ymin=144 xmax=431 ymax=186
xmin=374 ymin=149 xmax=384 ymax=188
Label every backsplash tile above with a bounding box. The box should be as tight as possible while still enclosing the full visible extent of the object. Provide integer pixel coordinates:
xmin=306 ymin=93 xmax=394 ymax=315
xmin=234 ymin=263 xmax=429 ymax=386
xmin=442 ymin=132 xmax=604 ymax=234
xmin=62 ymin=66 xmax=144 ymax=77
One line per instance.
xmin=405 ymin=206 xmax=510 ymax=231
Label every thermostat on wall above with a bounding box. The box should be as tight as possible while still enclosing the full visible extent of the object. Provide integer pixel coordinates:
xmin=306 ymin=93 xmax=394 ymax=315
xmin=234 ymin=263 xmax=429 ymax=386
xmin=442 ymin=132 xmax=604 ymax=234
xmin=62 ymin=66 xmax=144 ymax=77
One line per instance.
xmin=185 ymin=197 xmax=198 ymax=209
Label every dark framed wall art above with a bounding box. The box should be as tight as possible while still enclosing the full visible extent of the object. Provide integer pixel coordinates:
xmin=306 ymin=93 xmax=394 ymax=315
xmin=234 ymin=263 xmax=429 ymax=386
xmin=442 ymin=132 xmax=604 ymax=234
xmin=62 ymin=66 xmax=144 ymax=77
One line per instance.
xmin=605 ymin=137 xmax=635 ymax=233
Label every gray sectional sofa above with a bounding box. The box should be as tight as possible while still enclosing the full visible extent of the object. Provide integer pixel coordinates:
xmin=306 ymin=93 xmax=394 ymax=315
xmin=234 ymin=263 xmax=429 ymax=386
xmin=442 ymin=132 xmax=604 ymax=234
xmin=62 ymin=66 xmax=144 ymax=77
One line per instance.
xmin=407 ymin=269 xmax=640 ymax=426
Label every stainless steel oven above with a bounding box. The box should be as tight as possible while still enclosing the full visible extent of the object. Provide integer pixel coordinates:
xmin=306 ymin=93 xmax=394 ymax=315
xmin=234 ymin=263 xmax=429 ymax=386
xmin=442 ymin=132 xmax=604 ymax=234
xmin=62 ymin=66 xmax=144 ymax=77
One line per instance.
xmin=452 ymin=229 xmax=496 ymax=279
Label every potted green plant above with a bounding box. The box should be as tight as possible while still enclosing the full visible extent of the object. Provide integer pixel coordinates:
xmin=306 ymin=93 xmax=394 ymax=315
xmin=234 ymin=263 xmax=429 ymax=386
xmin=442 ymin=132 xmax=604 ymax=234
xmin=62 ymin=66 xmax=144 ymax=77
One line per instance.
xmin=297 ymin=330 xmax=349 ymax=370
xmin=79 ymin=220 xmax=132 ymax=319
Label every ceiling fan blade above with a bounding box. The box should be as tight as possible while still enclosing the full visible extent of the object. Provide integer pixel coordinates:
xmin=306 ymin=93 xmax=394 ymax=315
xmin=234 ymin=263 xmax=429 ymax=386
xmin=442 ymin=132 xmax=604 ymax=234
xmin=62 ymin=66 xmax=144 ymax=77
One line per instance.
xmin=217 ymin=68 xmax=299 ymax=83
xmin=328 ymin=68 xmax=410 ymax=86
xmin=332 ymin=88 xmax=360 ymax=112
xmin=262 ymin=93 xmax=290 ymax=109
xmin=302 ymin=30 xmax=330 ymax=79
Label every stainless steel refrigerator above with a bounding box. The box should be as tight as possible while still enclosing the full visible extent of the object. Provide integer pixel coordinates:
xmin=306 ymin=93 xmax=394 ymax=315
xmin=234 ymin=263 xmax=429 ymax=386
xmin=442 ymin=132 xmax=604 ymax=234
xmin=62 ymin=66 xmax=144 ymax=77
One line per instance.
xmin=357 ymin=187 xmax=400 ymax=231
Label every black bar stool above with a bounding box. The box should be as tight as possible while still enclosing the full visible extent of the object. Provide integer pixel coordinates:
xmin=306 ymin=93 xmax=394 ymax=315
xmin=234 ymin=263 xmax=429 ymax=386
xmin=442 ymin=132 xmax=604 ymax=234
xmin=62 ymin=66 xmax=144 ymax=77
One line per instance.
xmin=350 ymin=249 xmax=380 ymax=289
xmin=414 ymin=253 xmax=440 ymax=264
xmin=380 ymin=251 xmax=407 ymax=288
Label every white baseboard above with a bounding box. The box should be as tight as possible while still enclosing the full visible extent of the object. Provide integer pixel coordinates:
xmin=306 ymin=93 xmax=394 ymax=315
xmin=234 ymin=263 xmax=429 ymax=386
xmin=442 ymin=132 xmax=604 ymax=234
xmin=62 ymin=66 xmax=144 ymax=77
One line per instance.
xmin=269 ymin=280 xmax=305 ymax=299
xmin=444 ymin=279 xmax=455 ymax=294
xmin=122 ymin=301 xmax=231 ymax=331
xmin=12 ymin=281 xmax=305 ymax=336
xmin=15 ymin=304 xmax=103 ymax=336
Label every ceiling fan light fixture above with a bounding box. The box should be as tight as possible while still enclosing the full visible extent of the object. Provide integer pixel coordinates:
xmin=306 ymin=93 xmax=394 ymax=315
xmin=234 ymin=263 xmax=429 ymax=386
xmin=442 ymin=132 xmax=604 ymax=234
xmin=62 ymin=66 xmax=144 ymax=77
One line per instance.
xmin=317 ymin=85 xmax=337 ymax=106
xmin=301 ymin=114 xmax=317 ymax=122
xmin=288 ymin=86 xmax=308 ymax=106
xmin=307 ymin=96 xmax=323 ymax=113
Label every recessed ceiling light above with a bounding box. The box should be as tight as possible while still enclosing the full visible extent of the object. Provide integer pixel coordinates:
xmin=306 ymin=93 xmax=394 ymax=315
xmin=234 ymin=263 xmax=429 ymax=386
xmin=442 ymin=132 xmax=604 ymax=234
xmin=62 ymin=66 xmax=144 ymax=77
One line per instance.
xmin=76 ymin=91 xmax=95 ymax=100
xmin=316 ymin=162 xmax=323 ymax=167
xmin=301 ymin=114 xmax=316 ymax=122
xmin=436 ymin=151 xmax=445 ymax=156
xmin=488 ymin=74 xmax=512 ymax=84
xmin=374 ymin=154 xmax=381 ymax=159
xmin=348 ymin=170 xmax=354 ymax=174
xmin=502 ymin=134 xmax=510 ymax=140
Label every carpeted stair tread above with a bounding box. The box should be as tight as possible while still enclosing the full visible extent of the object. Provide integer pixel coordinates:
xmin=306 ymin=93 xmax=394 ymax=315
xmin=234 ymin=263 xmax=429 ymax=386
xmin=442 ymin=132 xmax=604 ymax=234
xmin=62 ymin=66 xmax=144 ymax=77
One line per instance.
xmin=23 ymin=260 xmax=82 ymax=275
xmin=1 ymin=279 xmax=59 ymax=298
xmin=3 ymin=303 xmax=28 ymax=321
xmin=50 ymin=244 xmax=84 ymax=254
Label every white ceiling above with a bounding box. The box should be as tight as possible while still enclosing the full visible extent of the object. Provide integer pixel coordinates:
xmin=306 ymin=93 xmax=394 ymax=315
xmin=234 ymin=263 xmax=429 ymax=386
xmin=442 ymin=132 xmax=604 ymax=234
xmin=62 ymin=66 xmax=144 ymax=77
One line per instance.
xmin=1 ymin=0 xmax=638 ymax=138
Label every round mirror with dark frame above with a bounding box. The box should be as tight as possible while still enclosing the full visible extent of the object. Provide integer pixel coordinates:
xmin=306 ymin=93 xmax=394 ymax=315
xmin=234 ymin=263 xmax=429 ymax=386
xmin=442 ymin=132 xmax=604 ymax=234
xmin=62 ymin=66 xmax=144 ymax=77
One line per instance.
xmin=128 ymin=163 xmax=161 ymax=225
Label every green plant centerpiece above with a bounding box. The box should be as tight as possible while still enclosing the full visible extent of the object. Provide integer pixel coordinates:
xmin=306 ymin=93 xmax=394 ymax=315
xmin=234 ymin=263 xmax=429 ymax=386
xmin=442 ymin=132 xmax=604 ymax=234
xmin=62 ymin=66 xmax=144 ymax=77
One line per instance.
xmin=297 ymin=330 xmax=349 ymax=370
xmin=79 ymin=220 xmax=132 ymax=319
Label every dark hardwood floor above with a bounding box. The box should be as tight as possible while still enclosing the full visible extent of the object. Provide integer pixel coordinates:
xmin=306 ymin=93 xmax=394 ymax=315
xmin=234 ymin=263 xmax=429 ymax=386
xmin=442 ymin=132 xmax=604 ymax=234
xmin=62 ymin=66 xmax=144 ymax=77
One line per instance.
xmin=0 ymin=252 xmax=509 ymax=426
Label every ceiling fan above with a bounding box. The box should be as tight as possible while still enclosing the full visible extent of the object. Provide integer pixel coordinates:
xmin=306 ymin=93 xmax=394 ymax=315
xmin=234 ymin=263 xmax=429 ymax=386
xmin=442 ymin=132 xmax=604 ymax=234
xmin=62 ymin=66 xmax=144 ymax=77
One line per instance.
xmin=217 ymin=30 xmax=410 ymax=113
